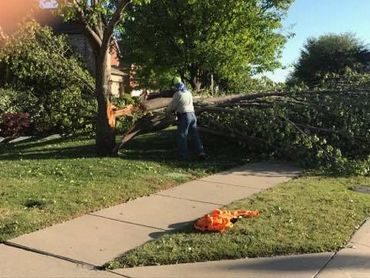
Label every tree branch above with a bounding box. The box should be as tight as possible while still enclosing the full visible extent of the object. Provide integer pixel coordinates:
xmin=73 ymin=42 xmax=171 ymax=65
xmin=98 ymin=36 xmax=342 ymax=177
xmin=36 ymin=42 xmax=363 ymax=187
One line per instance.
xmin=101 ymin=0 xmax=131 ymax=52
xmin=72 ymin=1 xmax=103 ymax=47
xmin=84 ymin=24 xmax=103 ymax=47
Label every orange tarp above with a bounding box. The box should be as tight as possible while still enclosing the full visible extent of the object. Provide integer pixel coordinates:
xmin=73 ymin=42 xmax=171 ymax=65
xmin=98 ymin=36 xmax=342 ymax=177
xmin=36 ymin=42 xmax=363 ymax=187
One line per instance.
xmin=194 ymin=209 xmax=260 ymax=233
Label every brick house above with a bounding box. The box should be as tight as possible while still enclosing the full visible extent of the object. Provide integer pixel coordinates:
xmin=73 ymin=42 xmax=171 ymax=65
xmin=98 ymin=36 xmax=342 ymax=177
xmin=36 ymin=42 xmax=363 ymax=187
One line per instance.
xmin=36 ymin=9 xmax=131 ymax=97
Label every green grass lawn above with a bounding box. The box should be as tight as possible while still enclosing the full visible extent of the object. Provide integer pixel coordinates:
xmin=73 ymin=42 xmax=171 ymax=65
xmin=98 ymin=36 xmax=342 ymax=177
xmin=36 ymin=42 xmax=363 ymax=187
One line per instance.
xmin=0 ymin=129 xmax=249 ymax=241
xmin=107 ymin=176 xmax=370 ymax=269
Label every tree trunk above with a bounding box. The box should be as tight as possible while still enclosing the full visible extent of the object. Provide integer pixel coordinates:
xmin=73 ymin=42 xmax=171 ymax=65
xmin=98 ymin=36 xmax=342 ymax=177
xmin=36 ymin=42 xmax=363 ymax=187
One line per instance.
xmin=192 ymin=76 xmax=202 ymax=92
xmin=210 ymin=74 xmax=214 ymax=95
xmin=189 ymin=66 xmax=202 ymax=92
xmin=95 ymin=49 xmax=115 ymax=156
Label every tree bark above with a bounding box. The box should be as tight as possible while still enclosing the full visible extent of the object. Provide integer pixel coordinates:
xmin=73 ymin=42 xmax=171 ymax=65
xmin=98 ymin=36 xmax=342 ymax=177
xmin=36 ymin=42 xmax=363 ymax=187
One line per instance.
xmin=210 ymin=74 xmax=214 ymax=95
xmin=60 ymin=0 xmax=133 ymax=156
xmin=189 ymin=66 xmax=202 ymax=91
xmin=193 ymin=76 xmax=202 ymax=92
xmin=95 ymin=49 xmax=116 ymax=156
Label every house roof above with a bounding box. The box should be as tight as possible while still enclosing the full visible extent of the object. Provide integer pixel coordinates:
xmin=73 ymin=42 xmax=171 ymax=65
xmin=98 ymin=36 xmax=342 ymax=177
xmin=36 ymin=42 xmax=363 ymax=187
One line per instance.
xmin=112 ymin=66 xmax=127 ymax=76
xmin=35 ymin=9 xmax=84 ymax=34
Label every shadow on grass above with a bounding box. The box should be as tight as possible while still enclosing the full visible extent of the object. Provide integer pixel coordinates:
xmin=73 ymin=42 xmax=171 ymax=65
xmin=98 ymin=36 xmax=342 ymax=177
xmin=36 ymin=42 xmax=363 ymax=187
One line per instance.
xmin=0 ymin=143 xmax=98 ymax=160
xmin=0 ymin=133 xmax=97 ymax=160
xmin=119 ymin=129 xmax=249 ymax=166
xmin=0 ymin=130 xmax=248 ymax=173
xmin=149 ymin=220 xmax=196 ymax=239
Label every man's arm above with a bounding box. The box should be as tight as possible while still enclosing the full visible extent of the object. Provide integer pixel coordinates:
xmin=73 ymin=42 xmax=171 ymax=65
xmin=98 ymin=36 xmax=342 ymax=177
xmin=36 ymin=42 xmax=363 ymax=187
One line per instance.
xmin=166 ymin=92 xmax=180 ymax=113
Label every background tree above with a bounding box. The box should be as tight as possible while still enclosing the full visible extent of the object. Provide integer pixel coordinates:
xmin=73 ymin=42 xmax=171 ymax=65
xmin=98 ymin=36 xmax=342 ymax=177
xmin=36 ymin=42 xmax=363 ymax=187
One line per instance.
xmin=58 ymin=0 xmax=148 ymax=155
xmin=289 ymin=33 xmax=370 ymax=87
xmin=119 ymin=0 xmax=293 ymax=91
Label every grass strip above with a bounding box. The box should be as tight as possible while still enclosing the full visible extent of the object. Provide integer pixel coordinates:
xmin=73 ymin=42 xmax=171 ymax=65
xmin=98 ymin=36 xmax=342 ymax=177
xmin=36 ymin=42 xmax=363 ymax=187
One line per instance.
xmin=107 ymin=176 xmax=370 ymax=269
xmin=0 ymin=129 xmax=248 ymax=241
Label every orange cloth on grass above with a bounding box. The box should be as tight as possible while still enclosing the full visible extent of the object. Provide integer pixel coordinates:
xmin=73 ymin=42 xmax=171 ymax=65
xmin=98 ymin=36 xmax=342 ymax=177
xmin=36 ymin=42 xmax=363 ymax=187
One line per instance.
xmin=194 ymin=209 xmax=260 ymax=233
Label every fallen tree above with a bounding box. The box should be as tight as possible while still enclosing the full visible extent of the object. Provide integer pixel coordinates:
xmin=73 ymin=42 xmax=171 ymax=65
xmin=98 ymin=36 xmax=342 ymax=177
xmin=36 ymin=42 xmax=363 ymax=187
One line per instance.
xmin=113 ymin=89 xmax=370 ymax=175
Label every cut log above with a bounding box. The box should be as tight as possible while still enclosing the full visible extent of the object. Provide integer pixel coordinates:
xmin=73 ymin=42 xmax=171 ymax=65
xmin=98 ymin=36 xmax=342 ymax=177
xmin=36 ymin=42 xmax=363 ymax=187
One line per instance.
xmin=141 ymin=97 xmax=172 ymax=111
xmin=111 ymin=92 xmax=297 ymax=152
xmin=145 ymin=90 xmax=175 ymax=100
xmin=196 ymin=92 xmax=288 ymax=106
xmin=113 ymin=113 xmax=177 ymax=154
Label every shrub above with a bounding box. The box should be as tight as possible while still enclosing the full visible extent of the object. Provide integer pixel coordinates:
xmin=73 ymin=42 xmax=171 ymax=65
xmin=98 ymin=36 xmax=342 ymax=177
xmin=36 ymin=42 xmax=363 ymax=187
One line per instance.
xmin=1 ymin=112 xmax=30 ymax=137
xmin=0 ymin=21 xmax=96 ymax=135
xmin=0 ymin=88 xmax=16 ymax=114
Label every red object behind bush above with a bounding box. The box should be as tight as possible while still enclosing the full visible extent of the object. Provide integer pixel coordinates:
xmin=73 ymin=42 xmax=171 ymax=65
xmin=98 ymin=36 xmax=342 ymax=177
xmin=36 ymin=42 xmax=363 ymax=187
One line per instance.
xmin=1 ymin=112 xmax=30 ymax=137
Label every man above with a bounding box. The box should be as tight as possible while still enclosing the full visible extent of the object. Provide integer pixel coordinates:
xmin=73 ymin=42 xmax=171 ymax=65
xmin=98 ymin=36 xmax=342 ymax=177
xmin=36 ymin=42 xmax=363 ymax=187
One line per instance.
xmin=166 ymin=77 xmax=206 ymax=160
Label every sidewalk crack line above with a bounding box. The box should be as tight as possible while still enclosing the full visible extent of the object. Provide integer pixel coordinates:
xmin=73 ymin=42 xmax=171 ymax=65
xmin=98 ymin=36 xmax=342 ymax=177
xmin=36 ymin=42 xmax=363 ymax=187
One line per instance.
xmin=154 ymin=193 xmax=223 ymax=206
xmin=88 ymin=213 xmax=167 ymax=231
xmin=4 ymin=241 xmax=96 ymax=268
xmin=3 ymin=241 xmax=132 ymax=278
xmin=197 ymin=179 xmax=266 ymax=190
xmin=313 ymin=252 xmax=337 ymax=278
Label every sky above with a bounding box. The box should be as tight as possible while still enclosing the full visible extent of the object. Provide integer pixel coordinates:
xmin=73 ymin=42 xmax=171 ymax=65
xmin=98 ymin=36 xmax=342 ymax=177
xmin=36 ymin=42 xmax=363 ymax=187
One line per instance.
xmin=266 ymin=0 xmax=370 ymax=82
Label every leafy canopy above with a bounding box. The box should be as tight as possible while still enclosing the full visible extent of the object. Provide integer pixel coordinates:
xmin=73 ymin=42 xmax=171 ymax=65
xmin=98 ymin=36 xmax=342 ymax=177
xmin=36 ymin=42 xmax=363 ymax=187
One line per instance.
xmin=119 ymin=0 xmax=293 ymax=89
xmin=58 ymin=0 xmax=150 ymax=27
xmin=289 ymin=33 xmax=370 ymax=87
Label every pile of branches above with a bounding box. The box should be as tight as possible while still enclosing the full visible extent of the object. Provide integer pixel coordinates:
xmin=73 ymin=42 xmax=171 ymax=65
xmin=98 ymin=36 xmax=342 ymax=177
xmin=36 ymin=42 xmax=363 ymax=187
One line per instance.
xmin=115 ymin=90 xmax=370 ymax=175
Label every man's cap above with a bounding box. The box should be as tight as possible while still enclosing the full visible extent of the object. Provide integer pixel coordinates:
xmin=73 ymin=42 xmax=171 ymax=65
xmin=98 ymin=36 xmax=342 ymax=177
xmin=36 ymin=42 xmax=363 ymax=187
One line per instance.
xmin=172 ymin=76 xmax=182 ymax=85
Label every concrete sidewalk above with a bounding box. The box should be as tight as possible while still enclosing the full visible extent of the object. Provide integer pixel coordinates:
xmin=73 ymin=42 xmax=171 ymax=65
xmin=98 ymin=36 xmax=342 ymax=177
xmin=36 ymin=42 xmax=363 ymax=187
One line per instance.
xmin=1 ymin=161 xmax=369 ymax=277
